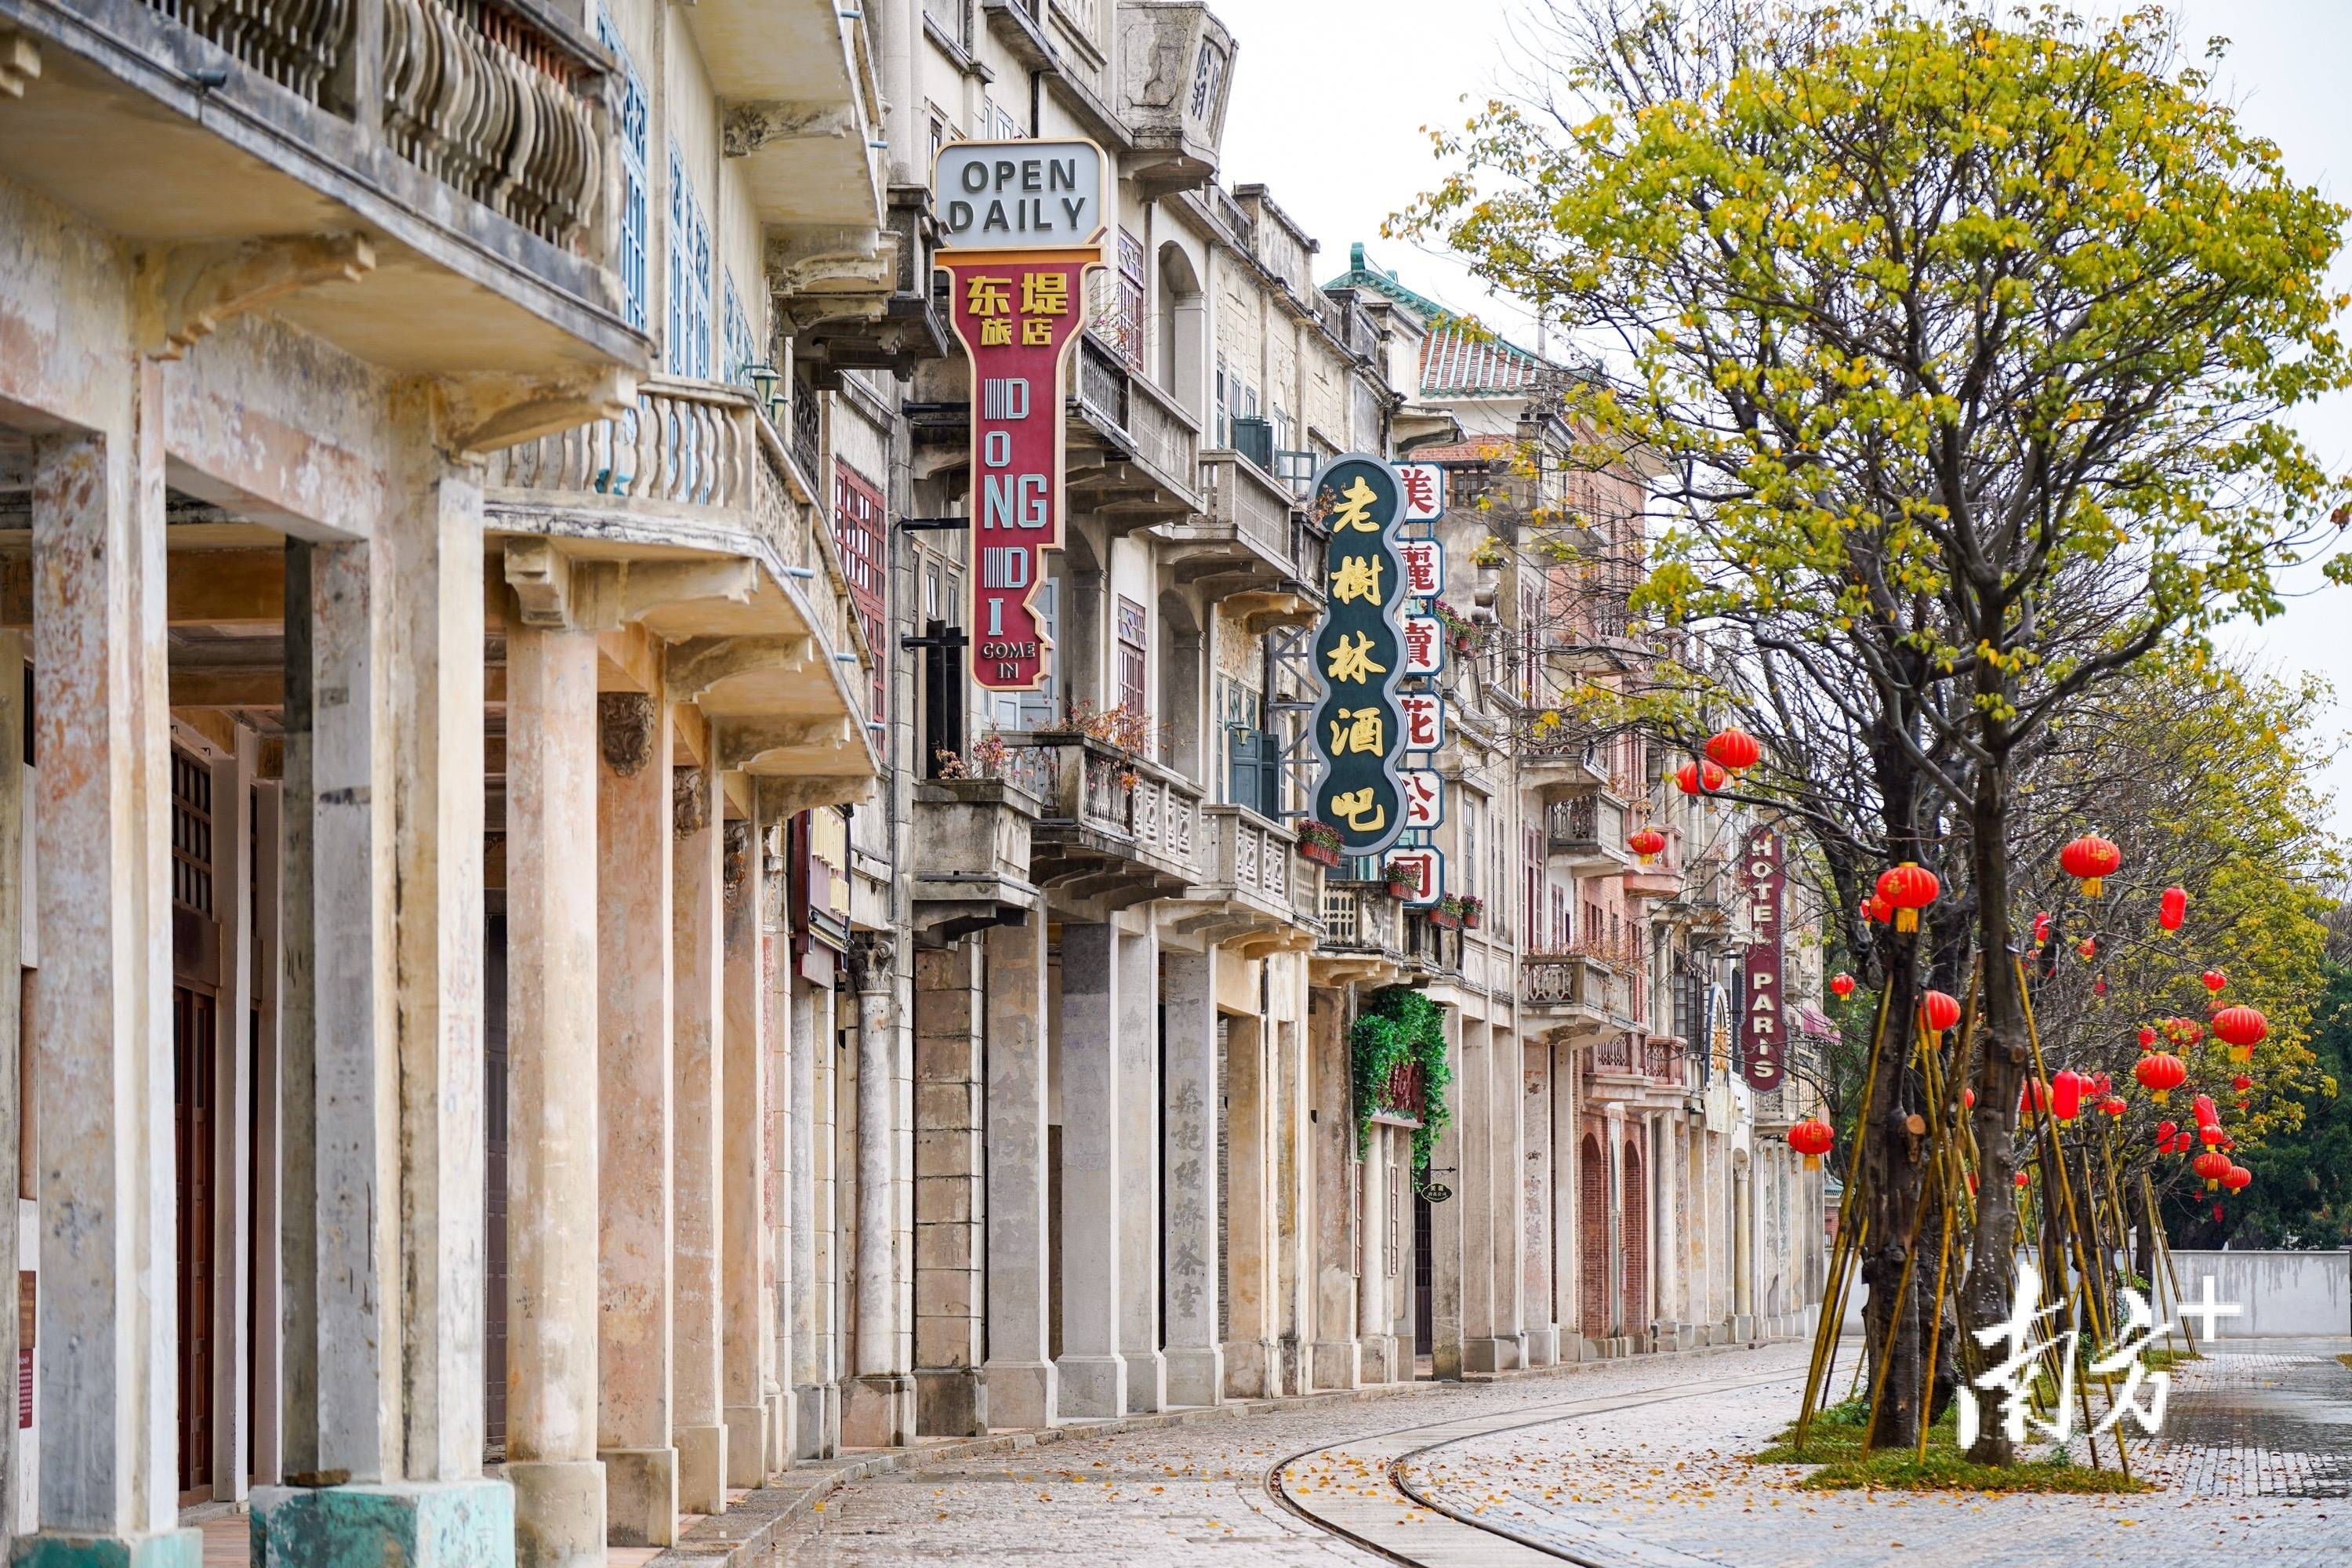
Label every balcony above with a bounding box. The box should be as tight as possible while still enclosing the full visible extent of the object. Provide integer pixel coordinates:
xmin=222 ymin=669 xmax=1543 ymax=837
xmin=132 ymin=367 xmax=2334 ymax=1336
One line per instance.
xmin=1664 ymin=856 xmax=1737 ymax=932
xmin=793 ymin=183 xmax=953 ymax=384
xmin=1399 ymin=909 xmax=1461 ymax=982
xmin=1150 ymin=452 xmax=1321 ymax=628
xmin=1545 ymin=793 xmax=1632 ymax=876
xmin=910 ymin=776 xmax=1043 ymax=943
xmin=1166 ymin=804 xmax=1320 ymax=955
xmin=484 ymin=373 xmax=878 ymax=800
xmin=1312 ymin=881 xmax=1406 ymax=986
xmin=1521 ymin=950 xmax=1635 ymax=1046
xmin=1068 ymin=335 xmax=1203 ymax=525
xmin=706 ymin=0 xmax=884 ymax=229
xmin=1585 ymin=1031 xmax=1688 ymax=1102
xmin=989 ymin=731 xmax=1203 ymax=915
xmin=1519 ymin=735 xmax=1621 ymax=803
xmin=1116 ymin=1 xmax=1234 ymax=196
xmin=0 ymin=0 xmax=641 ymax=380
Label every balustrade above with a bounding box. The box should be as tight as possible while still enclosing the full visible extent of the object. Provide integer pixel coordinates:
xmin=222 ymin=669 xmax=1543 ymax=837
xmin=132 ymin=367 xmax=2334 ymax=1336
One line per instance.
xmin=989 ymin=732 xmax=1203 ymax=881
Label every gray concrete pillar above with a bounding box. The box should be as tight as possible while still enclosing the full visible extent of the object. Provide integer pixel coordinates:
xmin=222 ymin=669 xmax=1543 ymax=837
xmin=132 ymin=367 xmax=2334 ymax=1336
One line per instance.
xmin=802 ymin=980 xmax=843 ymax=1458
xmin=1115 ymin=928 xmax=1165 ymax=1412
xmin=912 ymin=941 xmax=987 ymax=1436
xmin=504 ymin=619 xmax=606 ymax=1566
xmin=720 ymin=810 xmax=775 ymax=1482
xmin=20 ymin=406 xmax=197 ymax=1564
xmin=1220 ymin=1012 xmax=1279 ymax=1398
xmin=208 ymin=735 xmax=258 ymax=1503
xmin=596 ymin=686 xmax=677 ymax=1546
xmin=1275 ymin=1015 xmax=1311 ymax=1395
xmin=1427 ymin=1007 xmax=1467 ymax=1380
xmin=788 ymin=977 xmax=829 ymax=1457
xmin=670 ymin=764 xmax=728 ymax=1510
xmin=0 ymin=628 xmax=22 ymax=1523
xmin=1356 ymin=1106 xmax=1388 ymax=1374
xmin=1519 ymin=1037 xmax=1555 ymax=1367
xmin=1160 ymin=949 xmax=1221 ymax=1407
xmin=1054 ymin=923 xmax=1125 ymax=1417
xmin=1309 ymin=996 xmax=1360 ymax=1390
xmin=758 ymin=822 xmax=794 ymax=1463
xmin=1459 ymin=1015 xmax=1504 ymax=1371
xmin=982 ymin=910 xmax=1055 ymax=1428
xmin=842 ymin=934 xmax=913 ymax=1446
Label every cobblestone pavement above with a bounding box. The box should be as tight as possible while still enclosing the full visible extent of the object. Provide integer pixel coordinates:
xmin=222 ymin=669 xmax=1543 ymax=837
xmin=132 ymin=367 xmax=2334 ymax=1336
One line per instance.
xmin=1403 ymin=1338 xmax=2352 ymax=1568
xmin=761 ymin=1338 xmax=2352 ymax=1566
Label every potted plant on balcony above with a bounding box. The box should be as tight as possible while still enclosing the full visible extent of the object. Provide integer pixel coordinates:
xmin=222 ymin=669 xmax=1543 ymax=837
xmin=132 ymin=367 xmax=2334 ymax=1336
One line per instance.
xmin=1432 ymin=597 xmax=1486 ymax=656
xmin=1430 ymin=894 xmax=1465 ymax=930
xmin=1297 ymin=819 xmax=1345 ymax=869
xmin=1458 ymin=893 xmax=1484 ymax=931
xmin=1381 ymin=858 xmax=1418 ymax=900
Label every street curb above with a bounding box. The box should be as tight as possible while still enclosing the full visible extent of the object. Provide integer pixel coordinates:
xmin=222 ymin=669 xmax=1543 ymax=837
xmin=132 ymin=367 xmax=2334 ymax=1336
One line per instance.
xmin=652 ymin=1335 xmax=1794 ymax=1565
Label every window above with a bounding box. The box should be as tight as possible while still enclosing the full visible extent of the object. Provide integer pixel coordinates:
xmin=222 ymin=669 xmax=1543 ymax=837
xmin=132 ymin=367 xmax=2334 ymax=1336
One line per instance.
xmin=833 ymin=464 xmax=887 ymax=722
xmin=667 ymin=143 xmax=712 ymax=378
xmin=1463 ymin=794 xmax=1479 ymax=902
xmin=1524 ymin=826 xmax=1541 ymax=945
xmin=1116 ymin=595 xmax=1148 ymax=716
xmin=723 ymin=276 xmax=758 ymax=388
xmin=988 ymin=579 xmax=1057 ymax=732
xmin=170 ymin=749 xmax=213 ymax=917
xmin=1114 ymin=230 xmax=1146 ymax=367
xmin=597 ymin=7 xmax=649 ymax=333
xmin=1214 ymin=356 xmax=1230 ymax=445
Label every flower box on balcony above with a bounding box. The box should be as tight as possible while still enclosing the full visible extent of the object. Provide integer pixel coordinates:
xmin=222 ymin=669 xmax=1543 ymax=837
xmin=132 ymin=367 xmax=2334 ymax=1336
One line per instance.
xmin=1460 ymin=896 xmax=1484 ymax=930
xmin=1298 ymin=820 xmax=1345 ymax=868
xmin=1428 ymin=899 xmax=1463 ymax=931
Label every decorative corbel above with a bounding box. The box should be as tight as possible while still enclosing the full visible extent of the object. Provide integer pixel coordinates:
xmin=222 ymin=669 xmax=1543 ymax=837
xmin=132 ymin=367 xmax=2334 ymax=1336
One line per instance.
xmin=672 ymin=766 xmax=710 ymax=840
xmin=721 ymin=819 xmax=751 ymax=910
xmin=437 ymin=366 xmax=638 ymax=460
xmin=723 ymin=100 xmax=858 ymax=158
xmin=663 ymin=634 xmax=818 ymax=706
xmin=134 ymin=234 xmax=376 ymax=359
xmin=2 ymin=31 xmax=41 ymax=97
xmin=503 ymin=537 xmax=577 ymax=629
xmin=598 ymin=692 xmax=659 ymax=776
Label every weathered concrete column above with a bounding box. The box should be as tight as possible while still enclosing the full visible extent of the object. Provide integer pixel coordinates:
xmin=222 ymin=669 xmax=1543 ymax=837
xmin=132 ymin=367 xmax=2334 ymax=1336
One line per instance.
xmin=1356 ymin=1107 xmax=1388 ymax=1378
xmin=1456 ymin=1016 xmax=1503 ymax=1372
xmin=504 ymin=616 xmax=607 ymax=1565
xmin=1275 ymin=1014 xmax=1312 ymax=1395
xmin=1520 ymin=1037 xmax=1556 ymax=1367
xmin=720 ymin=809 xmax=776 ymax=1481
xmin=1115 ymin=928 xmax=1165 ymax=1412
xmin=209 ymin=731 xmax=259 ymax=1503
xmin=1308 ymin=994 xmax=1360 ymax=1390
xmin=596 ymin=687 xmax=676 ymax=1544
xmin=1550 ymin=1044 xmax=1581 ymax=1360
xmin=670 ymin=763 xmax=728 ymax=1512
xmin=258 ymin=432 xmax=506 ymax=1560
xmin=18 ymin=407 xmax=197 ymax=1566
xmin=788 ymin=977 xmax=829 ymax=1458
xmin=1160 ymin=949 xmax=1222 ymax=1408
xmin=0 ymin=627 xmax=21 ymax=1526
xmin=756 ymin=812 xmax=793 ymax=1461
xmin=803 ymin=978 xmax=844 ymax=1458
xmin=1054 ymin=923 xmax=1125 ymax=1417
xmin=1656 ymin=1116 xmax=1682 ymax=1336
xmin=1426 ymin=1008 xmax=1467 ymax=1379
xmin=1220 ymin=1011 xmax=1279 ymax=1398
xmin=842 ymin=932 xmax=913 ymax=1445
xmin=1495 ymin=1017 xmax=1526 ymax=1368
xmin=981 ymin=909 xmax=1054 ymax=1428
xmin=911 ymin=940 xmax=987 ymax=1436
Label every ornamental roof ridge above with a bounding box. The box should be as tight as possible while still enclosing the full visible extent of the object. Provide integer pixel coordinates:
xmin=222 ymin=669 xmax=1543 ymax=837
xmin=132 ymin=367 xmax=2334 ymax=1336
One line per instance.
xmin=1326 ymin=244 xmax=1556 ymax=397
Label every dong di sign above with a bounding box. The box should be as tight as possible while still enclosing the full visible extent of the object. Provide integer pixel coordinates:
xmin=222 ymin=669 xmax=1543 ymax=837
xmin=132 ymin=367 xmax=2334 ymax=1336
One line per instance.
xmin=1311 ymin=456 xmax=1409 ymax=858
xmin=933 ymin=140 xmax=1107 ymax=691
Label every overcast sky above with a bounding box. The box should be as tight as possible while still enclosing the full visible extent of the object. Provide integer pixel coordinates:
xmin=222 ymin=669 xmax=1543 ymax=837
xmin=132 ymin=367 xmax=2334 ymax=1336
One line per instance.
xmin=1219 ymin=0 xmax=2352 ymax=834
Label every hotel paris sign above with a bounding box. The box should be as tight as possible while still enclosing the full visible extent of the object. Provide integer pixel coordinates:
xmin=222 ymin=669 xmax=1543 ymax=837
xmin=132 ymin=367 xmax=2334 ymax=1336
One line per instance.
xmin=932 ymin=140 xmax=1108 ymax=692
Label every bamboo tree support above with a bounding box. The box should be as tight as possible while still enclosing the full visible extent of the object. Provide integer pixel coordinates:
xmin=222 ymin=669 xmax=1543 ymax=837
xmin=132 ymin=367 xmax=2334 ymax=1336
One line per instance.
xmin=2015 ymin=960 xmax=2131 ymax=1479
xmin=1911 ymin=960 xmax=1981 ymax=1461
xmin=2144 ymin=1171 xmax=2199 ymax=1359
xmin=1795 ymin=978 xmax=1896 ymax=1450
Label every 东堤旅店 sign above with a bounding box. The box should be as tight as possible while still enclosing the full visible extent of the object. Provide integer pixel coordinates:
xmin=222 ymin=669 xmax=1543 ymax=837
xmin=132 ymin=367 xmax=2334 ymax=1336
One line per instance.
xmin=934 ymin=140 xmax=1108 ymax=691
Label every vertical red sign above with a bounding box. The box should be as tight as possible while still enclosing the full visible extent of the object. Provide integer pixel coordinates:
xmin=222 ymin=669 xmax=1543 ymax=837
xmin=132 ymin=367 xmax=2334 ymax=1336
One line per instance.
xmin=942 ymin=254 xmax=1096 ymax=691
xmin=1742 ymin=826 xmax=1787 ymax=1091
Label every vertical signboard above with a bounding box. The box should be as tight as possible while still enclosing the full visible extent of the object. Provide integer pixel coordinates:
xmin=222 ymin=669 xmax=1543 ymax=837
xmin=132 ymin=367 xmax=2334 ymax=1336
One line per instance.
xmin=933 ymin=140 xmax=1108 ymax=691
xmin=1741 ymin=825 xmax=1787 ymax=1091
xmin=1310 ymin=455 xmax=1409 ymax=858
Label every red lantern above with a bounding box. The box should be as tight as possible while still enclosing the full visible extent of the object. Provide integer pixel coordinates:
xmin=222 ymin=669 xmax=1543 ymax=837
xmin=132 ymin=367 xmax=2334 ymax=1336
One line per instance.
xmin=2202 ymin=969 xmax=2227 ymax=994
xmin=1705 ymin=728 xmax=1762 ymax=772
xmin=2194 ymin=1149 xmax=2231 ymax=1190
xmin=2059 ymin=834 xmax=2122 ymax=896
xmin=2136 ymin=1025 xmax=2157 ymax=1051
xmin=2192 ymin=1094 xmax=2219 ymax=1128
xmin=2021 ymin=1076 xmax=2051 ymax=1116
xmin=2213 ymin=1006 xmax=2267 ymax=1062
xmin=2213 ymin=1203 xmax=2227 ymax=1222
xmin=2092 ymin=1073 xmax=2111 ymax=1096
xmin=1968 ymin=1171 xmax=1980 ymax=1196
xmin=1675 ymin=760 xmax=1727 ymax=796
xmin=2135 ymin=1051 xmax=2187 ymax=1105
xmin=1788 ymin=1118 xmax=1835 ymax=1171
xmin=1629 ymin=827 xmax=1667 ymax=865
xmin=2158 ymin=885 xmax=2188 ymax=931
xmin=1963 ymin=1086 xmax=1976 ymax=1109
xmin=2169 ymin=1017 xmax=2206 ymax=1047
xmin=2156 ymin=1119 xmax=2178 ymax=1142
xmin=2052 ymin=1069 xmax=2085 ymax=1124
xmin=1918 ymin=989 xmax=1961 ymax=1045
xmin=2220 ymin=1134 xmax=2235 ymax=1152
xmin=2093 ymin=975 xmax=2108 ymax=996
xmin=2033 ymin=911 xmax=2053 ymax=946
xmin=2224 ymin=1164 xmax=2252 ymax=1193
xmin=1867 ymin=893 xmax=1893 ymax=924
xmin=2231 ymin=1074 xmax=2253 ymax=1094
xmin=1830 ymin=971 xmax=1856 ymax=1000
xmin=2076 ymin=937 xmax=2097 ymax=961
xmin=2199 ymin=1123 xmax=2226 ymax=1150
xmin=2015 ymin=1169 xmax=2033 ymax=1189
xmin=1875 ymin=863 xmax=1939 ymax=934
xmin=2100 ymin=1095 xmax=2127 ymax=1118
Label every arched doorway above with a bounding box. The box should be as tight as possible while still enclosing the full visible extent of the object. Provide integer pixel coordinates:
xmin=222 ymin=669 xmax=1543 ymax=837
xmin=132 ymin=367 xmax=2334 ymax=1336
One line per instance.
xmin=1577 ymin=1133 xmax=1608 ymax=1338
xmin=1621 ymin=1135 xmax=1648 ymax=1341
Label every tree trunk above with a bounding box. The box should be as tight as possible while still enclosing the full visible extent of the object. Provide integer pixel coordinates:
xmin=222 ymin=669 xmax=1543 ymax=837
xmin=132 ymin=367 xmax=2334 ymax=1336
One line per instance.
xmin=1956 ymin=750 xmax=2027 ymax=1465
xmin=1861 ymin=939 xmax=1924 ymax=1449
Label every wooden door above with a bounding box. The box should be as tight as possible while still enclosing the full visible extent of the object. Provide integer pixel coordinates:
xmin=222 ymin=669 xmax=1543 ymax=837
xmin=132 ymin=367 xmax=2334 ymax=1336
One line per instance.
xmin=174 ymin=983 xmax=215 ymax=1496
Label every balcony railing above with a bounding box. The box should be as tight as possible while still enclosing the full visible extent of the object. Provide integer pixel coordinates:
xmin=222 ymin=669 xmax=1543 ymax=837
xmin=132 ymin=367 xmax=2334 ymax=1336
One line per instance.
xmin=1200 ymin=452 xmax=1292 ymax=564
xmin=1320 ymin=883 xmax=1400 ymax=954
xmin=150 ymin=1 xmax=605 ymax=250
xmin=1547 ymin=794 xmax=1628 ymax=858
xmin=1197 ymin=806 xmax=1319 ymax=930
xmin=1125 ymin=361 xmax=1201 ymax=491
xmin=1523 ymin=950 xmax=1632 ymax=1019
xmin=990 ymin=732 xmax=1203 ymax=883
xmin=1589 ymin=1033 xmax=1686 ymax=1087
xmin=486 ymin=375 xmax=861 ymax=661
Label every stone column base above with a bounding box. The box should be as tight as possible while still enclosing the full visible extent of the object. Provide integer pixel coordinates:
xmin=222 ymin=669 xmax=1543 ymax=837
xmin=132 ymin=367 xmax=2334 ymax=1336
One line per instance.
xmin=1524 ymin=1327 xmax=1560 ymax=1367
xmin=724 ymin=1403 xmax=770 ymax=1488
xmin=1309 ymin=1339 xmax=1361 ymax=1392
xmin=914 ymin=1367 xmax=989 ymax=1436
xmin=250 ymin=1478 xmax=514 ymax=1568
xmin=1054 ymin=1352 xmax=1127 ymax=1418
xmin=840 ymin=1373 xmax=916 ymax=1447
xmin=765 ymin=1389 xmax=793 ymax=1470
xmin=1120 ymin=1348 xmax=1167 ymax=1414
xmin=12 ymin=1531 xmax=201 ymax=1568
xmin=1461 ymin=1336 xmax=1515 ymax=1374
xmin=1162 ymin=1345 xmax=1224 ymax=1408
xmin=508 ymin=1457 xmax=605 ymax=1566
xmin=1218 ymin=1338 xmax=1279 ymax=1400
xmin=673 ymin=1423 xmax=729 ymax=1515
xmin=793 ymin=1381 xmax=838 ymax=1460
xmin=598 ymin=1446 xmax=677 ymax=1547
xmin=981 ymin=1358 xmax=1056 ymax=1430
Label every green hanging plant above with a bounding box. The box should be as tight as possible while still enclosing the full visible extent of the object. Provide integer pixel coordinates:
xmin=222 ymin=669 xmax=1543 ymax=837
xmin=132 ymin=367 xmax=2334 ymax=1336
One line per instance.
xmin=1350 ymin=986 xmax=1453 ymax=1174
